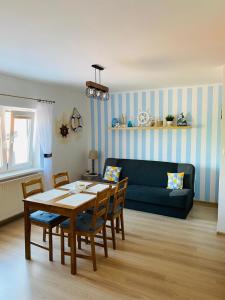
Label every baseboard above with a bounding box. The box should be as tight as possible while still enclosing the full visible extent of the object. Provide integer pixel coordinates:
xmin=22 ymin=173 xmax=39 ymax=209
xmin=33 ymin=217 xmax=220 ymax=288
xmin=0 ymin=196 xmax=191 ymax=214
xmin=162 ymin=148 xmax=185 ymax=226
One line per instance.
xmin=0 ymin=212 xmax=24 ymax=227
xmin=217 ymin=231 xmax=225 ymax=237
xmin=194 ymin=200 xmax=218 ymax=208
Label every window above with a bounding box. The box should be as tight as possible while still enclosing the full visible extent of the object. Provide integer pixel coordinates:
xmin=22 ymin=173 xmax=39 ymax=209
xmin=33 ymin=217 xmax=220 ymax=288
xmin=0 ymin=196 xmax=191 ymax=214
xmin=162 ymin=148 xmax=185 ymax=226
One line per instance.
xmin=0 ymin=107 xmax=35 ymax=173
xmin=0 ymin=111 xmax=6 ymax=172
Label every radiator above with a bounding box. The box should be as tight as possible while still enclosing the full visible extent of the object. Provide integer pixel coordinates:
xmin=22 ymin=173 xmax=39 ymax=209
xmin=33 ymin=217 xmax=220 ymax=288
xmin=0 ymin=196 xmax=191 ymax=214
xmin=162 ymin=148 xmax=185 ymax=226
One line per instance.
xmin=0 ymin=172 xmax=43 ymax=222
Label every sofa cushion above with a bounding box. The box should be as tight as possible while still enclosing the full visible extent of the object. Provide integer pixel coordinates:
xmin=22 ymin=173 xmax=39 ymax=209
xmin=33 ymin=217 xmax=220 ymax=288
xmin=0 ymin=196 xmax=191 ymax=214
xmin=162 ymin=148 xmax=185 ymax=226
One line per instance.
xmin=126 ymin=185 xmax=192 ymax=209
xmin=120 ymin=160 xmax=177 ymax=187
xmin=167 ymin=172 xmax=184 ymax=190
xmin=103 ymin=166 xmax=121 ymax=182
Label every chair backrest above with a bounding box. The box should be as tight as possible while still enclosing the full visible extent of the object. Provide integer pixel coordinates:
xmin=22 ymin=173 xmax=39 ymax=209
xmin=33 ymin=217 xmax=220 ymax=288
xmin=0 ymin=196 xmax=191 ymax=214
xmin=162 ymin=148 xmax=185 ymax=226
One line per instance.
xmin=112 ymin=177 xmax=128 ymax=214
xmin=22 ymin=177 xmax=44 ymax=199
xmin=52 ymin=172 xmax=69 ymax=188
xmin=92 ymin=187 xmax=111 ymax=229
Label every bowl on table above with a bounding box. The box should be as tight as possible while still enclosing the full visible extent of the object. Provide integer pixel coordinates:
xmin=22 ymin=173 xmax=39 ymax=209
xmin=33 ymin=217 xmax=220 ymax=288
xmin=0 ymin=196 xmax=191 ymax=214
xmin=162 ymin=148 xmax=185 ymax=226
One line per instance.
xmin=77 ymin=183 xmax=86 ymax=192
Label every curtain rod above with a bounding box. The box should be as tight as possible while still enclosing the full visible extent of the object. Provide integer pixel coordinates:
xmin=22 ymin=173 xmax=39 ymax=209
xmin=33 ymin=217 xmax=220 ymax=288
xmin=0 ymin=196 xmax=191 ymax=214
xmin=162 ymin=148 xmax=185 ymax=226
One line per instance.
xmin=0 ymin=93 xmax=55 ymax=104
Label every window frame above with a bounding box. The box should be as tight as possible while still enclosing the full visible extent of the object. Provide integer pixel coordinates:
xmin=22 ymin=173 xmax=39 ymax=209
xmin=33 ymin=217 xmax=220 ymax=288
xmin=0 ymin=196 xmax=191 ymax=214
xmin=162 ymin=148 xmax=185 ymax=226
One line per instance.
xmin=0 ymin=109 xmax=7 ymax=172
xmin=8 ymin=110 xmax=35 ymax=171
xmin=0 ymin=106 xmax=35 ymax=174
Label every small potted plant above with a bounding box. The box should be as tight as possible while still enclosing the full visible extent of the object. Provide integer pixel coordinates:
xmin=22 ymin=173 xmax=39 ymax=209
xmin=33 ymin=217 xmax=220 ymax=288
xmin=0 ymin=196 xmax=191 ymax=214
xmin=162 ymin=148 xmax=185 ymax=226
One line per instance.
xmin=165 ymin=115 xmax=174 ymax=126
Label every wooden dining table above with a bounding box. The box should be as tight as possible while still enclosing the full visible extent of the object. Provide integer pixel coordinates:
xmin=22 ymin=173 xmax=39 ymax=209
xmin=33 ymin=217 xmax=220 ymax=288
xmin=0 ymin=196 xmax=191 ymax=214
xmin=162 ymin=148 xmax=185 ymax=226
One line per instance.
xmin=23 ymin=181 xmax=115 ymax=275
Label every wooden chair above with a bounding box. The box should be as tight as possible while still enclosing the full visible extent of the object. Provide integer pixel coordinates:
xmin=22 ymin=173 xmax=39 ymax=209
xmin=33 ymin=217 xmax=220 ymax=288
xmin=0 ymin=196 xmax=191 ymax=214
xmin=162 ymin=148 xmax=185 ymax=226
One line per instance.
xmin=60 ymin=187 xmax=111 ymax=271
xmin=106 ymin=177 xmax=128 ymax=250
xmin=52 ymin=171 xmax=70 ymax=234
xmin=52 ymin=172 xmax=69 ymax=188
xmin=22 ymin=178 xmax=66 ymax=261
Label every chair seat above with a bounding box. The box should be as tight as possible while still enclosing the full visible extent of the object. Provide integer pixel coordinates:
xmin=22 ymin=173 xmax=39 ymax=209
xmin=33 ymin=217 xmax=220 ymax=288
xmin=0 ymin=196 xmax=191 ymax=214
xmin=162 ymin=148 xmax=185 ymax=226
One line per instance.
xmin=107 ymin=203 xmax=122 ymax=217
xmin=30 ymin=210 xmax=64 ymax=225
xmin=60 ymin=213 xmax=104 ymax=232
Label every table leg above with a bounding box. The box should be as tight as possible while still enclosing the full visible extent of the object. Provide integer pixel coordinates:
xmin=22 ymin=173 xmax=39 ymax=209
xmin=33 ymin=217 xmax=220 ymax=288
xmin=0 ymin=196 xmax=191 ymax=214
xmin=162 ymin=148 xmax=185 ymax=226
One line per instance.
xmin=70 ymin=215 xmax=77 ymax=275
xmin=24 ymin=202 xmax=31 ymax=260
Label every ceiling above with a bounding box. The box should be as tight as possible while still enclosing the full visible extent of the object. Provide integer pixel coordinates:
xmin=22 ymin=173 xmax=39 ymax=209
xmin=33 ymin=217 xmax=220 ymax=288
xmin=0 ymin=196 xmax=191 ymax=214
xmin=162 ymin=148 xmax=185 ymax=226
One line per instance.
xmin=0 ymin=0 xmax=225 ymax=91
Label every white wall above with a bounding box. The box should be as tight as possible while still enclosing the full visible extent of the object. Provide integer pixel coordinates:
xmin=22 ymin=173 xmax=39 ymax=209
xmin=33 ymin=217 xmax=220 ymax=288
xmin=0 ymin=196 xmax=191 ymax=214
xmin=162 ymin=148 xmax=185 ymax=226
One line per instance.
xmin=0 ymin=73 xmax=90 ymax=221
xmin=217 ymin=67 xmax=225 ymax=233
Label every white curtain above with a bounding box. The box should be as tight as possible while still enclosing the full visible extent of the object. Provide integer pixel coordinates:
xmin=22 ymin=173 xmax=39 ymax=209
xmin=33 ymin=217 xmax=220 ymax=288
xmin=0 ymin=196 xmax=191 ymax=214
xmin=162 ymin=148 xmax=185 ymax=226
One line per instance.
xmin=36 ymin=102 xmax=54 ymax=190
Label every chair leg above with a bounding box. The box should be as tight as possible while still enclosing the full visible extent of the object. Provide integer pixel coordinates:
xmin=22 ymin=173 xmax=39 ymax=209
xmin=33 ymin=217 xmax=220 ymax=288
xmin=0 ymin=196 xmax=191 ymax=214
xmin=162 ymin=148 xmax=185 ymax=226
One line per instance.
xmin=85 ymin=237 xmax=89 ymax=244
xmin=90 ymin=236 xmax=97 ymax=271
xmin=120 ymin=211 xmax=125 ymax=240
xmin=116 ymin=217 xmax=120 ymax=233
xmin=61 ymin=228 xmax=65 ymax=265
xmin=78 ymin=235 xmax=82 ymax=250
xmin=48 ymin=227 xmax=53 ymax=261
xmin=111 ymin=219 xmax=116 ymax=250
xmin=43 ymin=228 xmax=47 ymax=242
xmin=102 ymin=225 xmax=108 ymax=258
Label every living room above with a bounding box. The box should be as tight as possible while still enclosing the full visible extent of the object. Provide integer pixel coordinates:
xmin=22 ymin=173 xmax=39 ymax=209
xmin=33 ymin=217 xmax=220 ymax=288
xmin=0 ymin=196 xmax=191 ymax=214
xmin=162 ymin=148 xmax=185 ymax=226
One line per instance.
xmin=0 ymin=1 xmax=225 ymax=300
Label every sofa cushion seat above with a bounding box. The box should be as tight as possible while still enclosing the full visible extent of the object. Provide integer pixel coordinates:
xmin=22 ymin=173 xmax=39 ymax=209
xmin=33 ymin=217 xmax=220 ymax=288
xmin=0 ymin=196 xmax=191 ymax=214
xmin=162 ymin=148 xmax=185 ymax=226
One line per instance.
xmin=126 ymin=185 xmax=192 ymax=209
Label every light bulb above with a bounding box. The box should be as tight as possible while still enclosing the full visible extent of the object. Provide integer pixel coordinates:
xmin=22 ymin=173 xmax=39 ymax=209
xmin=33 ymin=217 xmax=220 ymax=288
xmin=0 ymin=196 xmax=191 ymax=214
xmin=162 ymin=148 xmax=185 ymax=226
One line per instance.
xmin=102 ymin=92 xmax=109 ymax=101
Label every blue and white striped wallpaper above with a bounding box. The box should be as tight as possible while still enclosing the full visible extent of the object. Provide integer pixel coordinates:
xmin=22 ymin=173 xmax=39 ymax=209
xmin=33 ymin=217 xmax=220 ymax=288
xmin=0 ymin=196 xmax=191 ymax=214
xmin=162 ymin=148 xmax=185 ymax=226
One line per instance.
xmin=90 ymin=84 xmax=223 ymax=203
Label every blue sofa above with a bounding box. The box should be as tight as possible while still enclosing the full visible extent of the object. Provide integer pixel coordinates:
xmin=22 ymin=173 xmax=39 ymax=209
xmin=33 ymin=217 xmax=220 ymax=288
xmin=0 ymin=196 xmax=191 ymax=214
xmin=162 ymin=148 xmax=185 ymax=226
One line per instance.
xmin=103 ymin=158 xmax=195 ymax=219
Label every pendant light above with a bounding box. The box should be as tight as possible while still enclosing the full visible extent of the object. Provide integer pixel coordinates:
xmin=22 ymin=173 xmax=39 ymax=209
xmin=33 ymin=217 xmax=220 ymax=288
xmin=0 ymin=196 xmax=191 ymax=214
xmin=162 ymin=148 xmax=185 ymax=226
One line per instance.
xmin=86 ymin=64 xmax=109 ymax=101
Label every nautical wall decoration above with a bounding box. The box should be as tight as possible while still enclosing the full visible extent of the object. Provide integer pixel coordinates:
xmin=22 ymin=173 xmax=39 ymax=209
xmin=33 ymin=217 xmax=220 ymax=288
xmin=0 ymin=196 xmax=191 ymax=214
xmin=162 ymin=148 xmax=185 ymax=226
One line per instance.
xmin=71 ymin=107 xmax=83 ymax=132
xmin=60 ymin=124 xmax=70 ymax=138
xmin=137 ymin=111 xmax=149 ymax=126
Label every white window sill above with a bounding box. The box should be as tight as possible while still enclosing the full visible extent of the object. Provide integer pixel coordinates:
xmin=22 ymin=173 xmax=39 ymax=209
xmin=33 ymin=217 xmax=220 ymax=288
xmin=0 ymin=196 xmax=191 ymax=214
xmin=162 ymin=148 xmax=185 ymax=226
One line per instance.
xmin=0 ymin=168 xmax=43 ymax=183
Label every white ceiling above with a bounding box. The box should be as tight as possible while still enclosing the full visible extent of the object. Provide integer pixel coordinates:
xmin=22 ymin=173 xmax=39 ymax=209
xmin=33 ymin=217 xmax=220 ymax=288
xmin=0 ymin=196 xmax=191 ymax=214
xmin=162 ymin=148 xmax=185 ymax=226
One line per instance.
xmin=0 ymin=0 xmax=225 ymax=91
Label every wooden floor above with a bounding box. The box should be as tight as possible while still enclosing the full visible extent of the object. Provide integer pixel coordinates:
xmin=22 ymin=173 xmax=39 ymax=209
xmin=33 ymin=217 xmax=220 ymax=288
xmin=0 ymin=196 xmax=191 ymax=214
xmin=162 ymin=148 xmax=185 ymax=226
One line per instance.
xmin=0 ymin=205 xmax=225 ymax=300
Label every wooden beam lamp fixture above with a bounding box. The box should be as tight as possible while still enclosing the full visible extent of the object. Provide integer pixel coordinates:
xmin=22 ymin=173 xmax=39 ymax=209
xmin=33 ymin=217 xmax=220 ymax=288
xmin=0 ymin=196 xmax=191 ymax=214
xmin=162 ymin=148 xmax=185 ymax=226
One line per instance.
xmin=86 ymin=64 xmax=109 ymax=101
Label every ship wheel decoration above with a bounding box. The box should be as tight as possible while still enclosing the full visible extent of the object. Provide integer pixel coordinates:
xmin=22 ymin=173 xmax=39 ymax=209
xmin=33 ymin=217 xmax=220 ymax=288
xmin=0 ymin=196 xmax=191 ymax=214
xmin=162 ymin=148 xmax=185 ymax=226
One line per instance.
xmin=137 ymin=111 xmax=149 ymax=126
xmin=71 ymin=107 xmax=83 ymax=132
xmin=60 ymin=124 xmax=70 ymax=138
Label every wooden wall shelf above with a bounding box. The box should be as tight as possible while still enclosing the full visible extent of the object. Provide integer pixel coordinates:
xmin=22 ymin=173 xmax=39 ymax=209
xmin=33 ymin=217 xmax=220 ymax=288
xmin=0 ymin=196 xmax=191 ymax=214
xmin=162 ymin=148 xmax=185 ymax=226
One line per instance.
xmin=109 ymin=126 xmax=192 ymax=131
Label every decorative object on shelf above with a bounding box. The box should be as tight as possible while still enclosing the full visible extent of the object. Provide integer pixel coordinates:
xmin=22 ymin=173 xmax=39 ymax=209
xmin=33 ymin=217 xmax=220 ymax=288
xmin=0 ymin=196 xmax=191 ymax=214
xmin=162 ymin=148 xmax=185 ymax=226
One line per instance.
xmin=71 ymin=107 xmax=83 ymax=132
xmin=121 ymin=114 xmax=126 ymax=128
xmin=112 ymin=118 xmax=120 ymax=128
xmin=89 ymin=150 xmax=98 ymax=175
xmin=165 ymin=114 xmax=175 ymax=126
xmin=177 ymin=113 xmax=187 ymax=126
xmin=137 ymin=111 xmax=149 ymax=126
xmin=59 ymin=123 xmax=70 ymax=138
xmin=127 ymin=120 xmax=133 ymax=127
xmin=156 ymin=119 xmax=163 ymax=127
xmin=86 ymin=64 xmax=109 ymax=101
xmin=149 ymin=116 xmax=155 ymax=127
xmin=109 ymin=126 xmax=191 ymax=131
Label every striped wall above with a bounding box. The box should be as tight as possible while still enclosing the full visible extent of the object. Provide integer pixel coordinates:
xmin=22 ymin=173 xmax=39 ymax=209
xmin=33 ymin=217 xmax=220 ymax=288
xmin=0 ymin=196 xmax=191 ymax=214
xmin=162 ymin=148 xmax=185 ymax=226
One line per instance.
xmin=90 ymin=84 xmax=223 ymax=203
